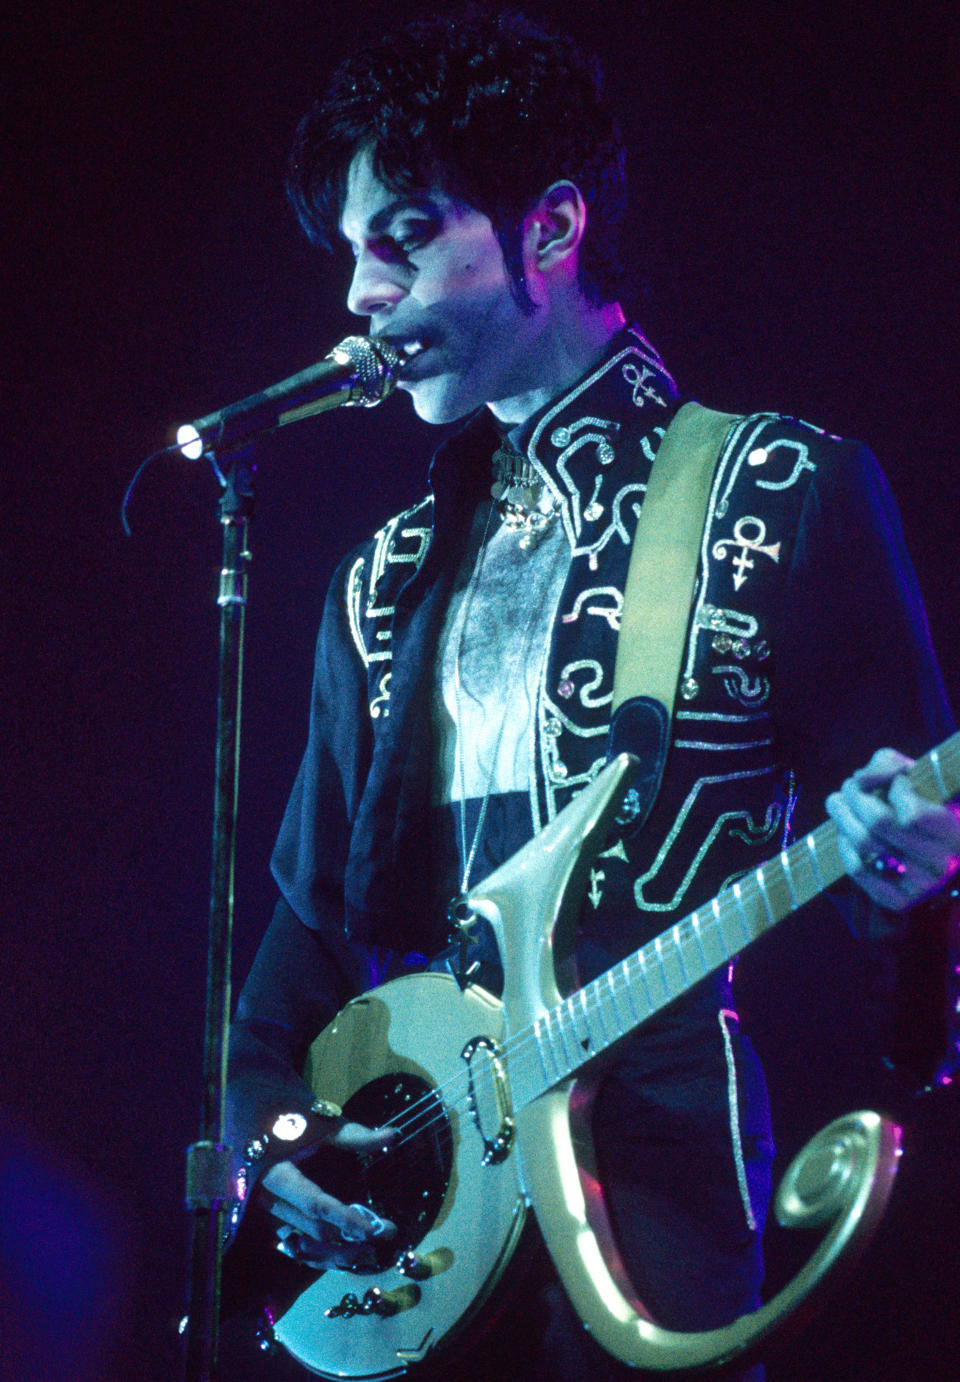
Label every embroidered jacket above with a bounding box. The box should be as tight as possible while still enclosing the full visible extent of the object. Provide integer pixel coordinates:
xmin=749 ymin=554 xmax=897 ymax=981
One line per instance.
xmin=271 ymin=326 xmax=951 ymax=980
xmin=225 ymin=329 xmax=953 ymax=1231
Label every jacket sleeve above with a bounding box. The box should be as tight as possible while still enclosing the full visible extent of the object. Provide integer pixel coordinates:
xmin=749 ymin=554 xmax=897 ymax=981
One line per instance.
xmin=225 ymin=548 xmax=376 ymax=1206
xmin=773 ymin=438 xmax=953 ymax=807
xmin=771 ymin=436 xmax=956 ymax=1082
xmin=271 ymin=546 xmax=376 ymax=937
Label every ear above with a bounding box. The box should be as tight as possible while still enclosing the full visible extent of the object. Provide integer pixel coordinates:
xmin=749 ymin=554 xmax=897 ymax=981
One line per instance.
xmin=522 ymin=180 xmax=587 ymax=275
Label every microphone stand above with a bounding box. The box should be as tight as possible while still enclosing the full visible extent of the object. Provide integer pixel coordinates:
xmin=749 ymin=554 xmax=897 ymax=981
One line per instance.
xmin=172 ymin=336 xmax=402 ymax=1379
xmin=182 ymin=445 xmax=254 ymax=1382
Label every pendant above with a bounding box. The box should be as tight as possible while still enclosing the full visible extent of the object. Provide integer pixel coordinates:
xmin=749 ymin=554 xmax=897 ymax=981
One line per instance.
xmin=491 ymin=445 xmax=558 ymax=550
xmin=496 ymin=491 xmax=558 ymax=549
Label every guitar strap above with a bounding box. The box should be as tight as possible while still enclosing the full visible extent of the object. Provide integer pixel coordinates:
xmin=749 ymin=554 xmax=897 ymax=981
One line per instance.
xmin=608 ymin=401 xmax=740 ymax=826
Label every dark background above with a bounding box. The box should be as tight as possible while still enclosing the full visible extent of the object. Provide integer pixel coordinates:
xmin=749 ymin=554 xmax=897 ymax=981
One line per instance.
xmin=3 ymin=2 xmax=959 ymax=1378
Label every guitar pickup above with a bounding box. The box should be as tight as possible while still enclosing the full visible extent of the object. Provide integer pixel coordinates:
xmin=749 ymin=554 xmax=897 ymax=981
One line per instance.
xmin=396 ymin=1246 xmax=453 ymax=1280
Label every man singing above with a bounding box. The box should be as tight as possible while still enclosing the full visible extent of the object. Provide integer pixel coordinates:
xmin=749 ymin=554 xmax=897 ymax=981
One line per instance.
xmin=224 ymin=10 xmax=959 ymax=1379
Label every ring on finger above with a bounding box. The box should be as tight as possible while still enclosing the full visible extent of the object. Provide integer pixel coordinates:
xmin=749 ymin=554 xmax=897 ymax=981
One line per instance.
xmin=278 ymin=1231 xmax=317 ymax=1261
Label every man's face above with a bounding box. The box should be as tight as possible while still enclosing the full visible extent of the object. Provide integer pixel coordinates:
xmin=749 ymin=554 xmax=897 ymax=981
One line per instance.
xmin=339 ymin=148 xmax=546 ymax=424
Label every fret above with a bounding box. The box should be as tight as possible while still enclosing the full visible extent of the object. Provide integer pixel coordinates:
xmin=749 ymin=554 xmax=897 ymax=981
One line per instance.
xmin=732 ymin=882 xmax=756 ymax=945
xmin=780 ymin=849 xmax=800 ymax=910
xmin=754 ymin=863 xmax=793 ymax=930
xmin=571 ymin=988 xmax=594 ymax=1053
xmin=582 ymin=985 xmax=610 ymax=1050
xmin=543 ymin=1019 xmax=560 ymax=1082
xmin=556 ymin=1005 xmax=580 ymax=1070
xmin=707 ymin=895 xmax=733 ymax=959
xmin=604 ymin=970 xmax=628 ymax=1039
xmin=676 ymin=918 xmax=710 ymax=984
xmin=690 ymin=911 xmax=710 ymax=970
xmin=618 ymin=959 xmax=645 ymax=1025
xmin=538 ymin=1011 xmax=556 ymax=1081
xmin=741 ymin=878 xmax=773 ymax=942
xmin=908 ymin=733 xmax=959 ymax=803
xmin=652 ymin=933 xmax=681 ymax=1000
xmin=782 ymin=836 xmax=818 ymax=903
xmin=629 ymin=949 xmax=656 ymax=1010
xmin=588 ymin=980 xmax=614 ymax=1046
xmin=805 ymin=831 xmax=828 ymax=893
xmin=708 ymin=894 xmax=735 ymax=960
xmin=755 ymin=866 xmax=776 ymax=926
xmin=544 ymin=1009 xmax=571 ymax=1077
xmin=534 ymin=1018 xmax=554 ymax=1084
xmin=673 ymin=926 xmax=692 ymax=987
xmin=704 ymin=903 xmax=730 ymax=969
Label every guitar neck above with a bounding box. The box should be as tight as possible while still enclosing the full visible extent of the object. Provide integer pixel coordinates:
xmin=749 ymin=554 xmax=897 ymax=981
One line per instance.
xmin=524 ymin=732 xmax=960 ymax=1099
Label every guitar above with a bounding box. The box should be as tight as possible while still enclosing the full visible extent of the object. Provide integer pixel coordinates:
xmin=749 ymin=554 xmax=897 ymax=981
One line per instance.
xmin=257 ymin=732 xmax=960 ymax=1378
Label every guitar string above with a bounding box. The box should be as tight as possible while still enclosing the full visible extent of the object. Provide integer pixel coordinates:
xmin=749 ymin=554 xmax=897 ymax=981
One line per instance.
xmin=354 ymin=736 xmax=960 ymax=1163
xmin=360 ymin=857 xmax=772 ymax=1155
xmin=358 ymin=833 xmax=818 ymax=1158
xmin=352 ymin=900 xmax=725 ymax=1162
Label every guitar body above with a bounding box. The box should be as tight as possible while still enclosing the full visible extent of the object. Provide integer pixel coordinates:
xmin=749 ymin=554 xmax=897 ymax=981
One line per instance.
xmin=272 ymin=972 xmax=527 ymax=1378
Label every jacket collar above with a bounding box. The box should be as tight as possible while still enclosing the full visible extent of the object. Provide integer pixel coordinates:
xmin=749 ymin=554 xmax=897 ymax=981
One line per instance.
xmin=517 ymin=324 xmax=678 ymax=466
xmin=427 ymin=325 xmax=679 ymax=517
xmin=518 ymin=324 xmax=680 ymax=555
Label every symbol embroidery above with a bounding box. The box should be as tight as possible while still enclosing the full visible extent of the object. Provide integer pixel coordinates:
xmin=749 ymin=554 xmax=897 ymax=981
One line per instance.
xmin=712 ymin=664 xmax=770 ymax=706
xmin=748 ymin=439 xmax=817 ymax=493
xmin=622 ymin=361 xmax=666 ymax=409
xmin=561 ymin=586 xmax=623 ymax=629
xmin=712 ymin=517 xmax=781 ymax=590
xmin=588 ymin=867 xmax=604 ymax=908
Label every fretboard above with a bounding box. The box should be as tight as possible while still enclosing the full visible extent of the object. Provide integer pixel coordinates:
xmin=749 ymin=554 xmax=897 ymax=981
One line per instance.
xmin=521 ymin=731 xmax=960 ymax=1103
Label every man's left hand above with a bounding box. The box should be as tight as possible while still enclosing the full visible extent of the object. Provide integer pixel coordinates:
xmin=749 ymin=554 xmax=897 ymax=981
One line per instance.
xmin=826 ymin=747 xmax=960 ymax=911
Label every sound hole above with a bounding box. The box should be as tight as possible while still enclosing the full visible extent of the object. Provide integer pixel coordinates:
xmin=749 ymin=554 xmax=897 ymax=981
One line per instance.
xmin=302 ymin=1073 xmax=453 ymax=1272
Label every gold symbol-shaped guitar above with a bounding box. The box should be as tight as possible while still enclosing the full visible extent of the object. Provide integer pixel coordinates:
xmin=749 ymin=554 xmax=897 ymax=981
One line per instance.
xmin=267 ymin=732 xmax=959 ymax=1378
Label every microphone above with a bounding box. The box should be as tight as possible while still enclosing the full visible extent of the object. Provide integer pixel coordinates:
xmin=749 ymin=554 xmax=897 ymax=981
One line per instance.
xmin=176 ymin=335 xmax=408 ymax=458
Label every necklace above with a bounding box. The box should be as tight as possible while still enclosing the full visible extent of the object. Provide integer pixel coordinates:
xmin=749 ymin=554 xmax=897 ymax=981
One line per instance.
xmin=447 ymin=499 xmax=565 ymax=900
xmin=490 ymin=442 xmax=559 ymax=550
xmin=451 ymin=501 xmax=500 ymax=897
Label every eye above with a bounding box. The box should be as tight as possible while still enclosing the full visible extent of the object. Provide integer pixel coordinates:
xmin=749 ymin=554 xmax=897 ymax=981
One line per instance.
xmin=389 ymin=218 xmax=437 ymax=256
xmin=344 ymin=211 xmax=440 ymax=267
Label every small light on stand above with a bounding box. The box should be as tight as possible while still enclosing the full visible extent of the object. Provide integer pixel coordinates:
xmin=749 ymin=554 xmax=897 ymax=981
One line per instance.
xmin=176 ymin=424 xmax=204 ymax=460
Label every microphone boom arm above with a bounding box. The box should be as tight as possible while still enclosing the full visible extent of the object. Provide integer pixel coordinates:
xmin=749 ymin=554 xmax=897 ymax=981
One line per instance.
xmin=176 ymin=335 xmax=405 ymax=458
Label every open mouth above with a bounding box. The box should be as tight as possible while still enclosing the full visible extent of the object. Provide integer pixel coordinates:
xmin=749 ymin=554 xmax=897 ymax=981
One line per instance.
xmin=393 ymin=337 xmax=437 ymax=381
xmin=397 ymin=338 xmax=426 ymax=363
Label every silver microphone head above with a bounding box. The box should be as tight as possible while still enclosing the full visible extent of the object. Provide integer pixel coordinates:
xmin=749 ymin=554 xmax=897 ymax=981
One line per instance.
xmin=329 ymin=335 xmax=405 ymax=407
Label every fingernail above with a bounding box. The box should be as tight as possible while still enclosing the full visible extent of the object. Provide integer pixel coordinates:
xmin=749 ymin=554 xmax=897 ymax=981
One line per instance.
xmin=343 ymin=1203 xmax=388 ymax=1241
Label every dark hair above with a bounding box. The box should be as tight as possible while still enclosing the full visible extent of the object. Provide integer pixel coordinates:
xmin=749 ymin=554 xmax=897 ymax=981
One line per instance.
xmin=287 ymin=7 xmax=628 ymax=311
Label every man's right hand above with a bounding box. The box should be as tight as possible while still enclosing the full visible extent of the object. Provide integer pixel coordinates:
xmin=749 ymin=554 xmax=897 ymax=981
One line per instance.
xmin=260 ymin=1121 xmax=396 ymax=1270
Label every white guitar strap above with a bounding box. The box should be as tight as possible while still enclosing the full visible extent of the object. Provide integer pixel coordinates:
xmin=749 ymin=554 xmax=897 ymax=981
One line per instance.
xmin=607 ymin=402 xmax=739 ymax=828
xmin=612 ymin=400 xmax=739 ymax=717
